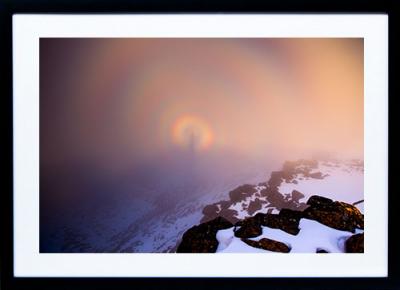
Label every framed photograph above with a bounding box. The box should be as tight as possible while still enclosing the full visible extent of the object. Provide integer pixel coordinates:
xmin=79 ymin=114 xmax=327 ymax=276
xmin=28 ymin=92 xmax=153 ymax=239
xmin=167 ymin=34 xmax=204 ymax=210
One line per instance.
xmin=1 ymin=0 xmax=397 ymax=289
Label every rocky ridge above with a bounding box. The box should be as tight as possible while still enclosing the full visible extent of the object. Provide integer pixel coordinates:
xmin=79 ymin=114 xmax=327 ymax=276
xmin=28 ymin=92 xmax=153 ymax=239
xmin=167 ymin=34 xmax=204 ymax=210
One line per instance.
xmin=177 ymin=195 xmax=364 ymax=253
xmin=198 ymin=158 xmax=363 ymax=222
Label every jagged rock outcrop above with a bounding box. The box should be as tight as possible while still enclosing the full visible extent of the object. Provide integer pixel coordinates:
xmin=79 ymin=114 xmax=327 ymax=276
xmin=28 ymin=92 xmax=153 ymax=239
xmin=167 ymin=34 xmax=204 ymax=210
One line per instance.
xmin=345 ymin=233 xmax=364 ymax=253
xmin=241 ymin=238 xmax=291 ymax=253
xmin=303 ymin=195 xmax=364 ymax=232
xmin=198 ymin=159 xmax=328 ymax=224
xmin=176 ymin=217 xmax=233 ymax=253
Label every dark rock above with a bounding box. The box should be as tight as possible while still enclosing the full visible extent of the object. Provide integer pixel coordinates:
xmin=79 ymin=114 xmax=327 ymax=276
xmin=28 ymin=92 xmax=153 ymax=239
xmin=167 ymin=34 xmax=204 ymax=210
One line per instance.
xmin=268 ymin=216 xmax=299 ymax=235
xmin=229 ymin=184 xmax=256 ymax=203
xmin=202 ymin=204 xmax=219 ymax=216
xmin=265 ymin=189 xmax=286 ymax=209
xmin=219 ymin=200 xmax=232 ymax=210
xmin=297 ymin=202 xmax=308 ymax=211
xmin=316 ymin=248 xmax=330 ymax=253
xmin=177 ymin=217 xmax=233 ymax=253
xmin=234 ymin=217 xmax=262 ymax=238
xmin=200 ymin=213 xmax=218 ymax=223
xmin=279 ymin=208 xmax=303 ymax=220
xmin=248 ymin=198 xmax=262 ymax=215
xmin=268 ymin=171 xmax=285 ymax=188
xmin=307 ymin=195 xmax=333 ymax=207
xmin=241 ymin=238 xmax=291 ymax=253
xmin=304 ymin=195 xmax=364 ymax=232
xmin=291 ymin=190 xmax=305 ymax=203
xmin=218 ymin=208 xmax=240 ymax=224
xmin=202 ymin=209 xmax=239 ymax=224
xmin=345 ymin=233 xmax=364 ymax=253
xmin=252 ymin=211 xmax=301 ymax=235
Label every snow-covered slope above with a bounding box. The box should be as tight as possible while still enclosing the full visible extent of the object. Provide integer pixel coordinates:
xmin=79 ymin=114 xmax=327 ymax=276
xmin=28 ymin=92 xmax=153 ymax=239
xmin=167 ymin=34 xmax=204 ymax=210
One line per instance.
xmin=41 ymin=157 xmax=272 ymax=253
xmin=216 ymin=219 xmax=363 ymax=253
xmin=199 ymin=159 xmax=364 ymax=225
xmin=278 ymin=160 xmax=363 ymax=210
xmin=42 ymin=158 xmax=363 ymax=253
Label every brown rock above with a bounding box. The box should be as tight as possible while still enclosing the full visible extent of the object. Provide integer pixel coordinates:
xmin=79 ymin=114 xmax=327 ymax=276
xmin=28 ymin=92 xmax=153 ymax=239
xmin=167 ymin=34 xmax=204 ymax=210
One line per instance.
xmin=218 ymin=208 xmax=240 ymax=224
xmin=234 ymin=218 xmax=262 ymax=238
xmin=303 ymin=195 xmax=364 ymax=232
xmin=177 ymin=217 xmax=233 ymax=253
xmin=202 ymin=204 xmax=219 ymax=216
xmin=241 ymin=238 xmax=291 ymax=253
xmin=229 ymin=184 xmax=256 ymax=203
xmin=345 ymin=233 xmax=364 ymax=253
xmin=253 ymin=210 xmax=301 ymax=235
xmin=291 ymin=190 xmax=305 ymax=203
xmin=248 ymin=198 xmax=262 ymax=215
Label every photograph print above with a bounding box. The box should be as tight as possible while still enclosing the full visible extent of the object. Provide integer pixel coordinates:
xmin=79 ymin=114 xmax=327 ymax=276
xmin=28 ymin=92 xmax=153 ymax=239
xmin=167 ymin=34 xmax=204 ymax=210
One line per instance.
xmin=40 ymin=38 xmax=364 ymax=254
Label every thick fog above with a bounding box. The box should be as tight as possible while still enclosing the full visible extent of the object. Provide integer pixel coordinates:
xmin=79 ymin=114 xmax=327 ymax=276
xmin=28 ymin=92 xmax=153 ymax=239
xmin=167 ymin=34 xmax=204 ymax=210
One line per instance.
xmin=40 ymin=38 xmax=363 ymax=252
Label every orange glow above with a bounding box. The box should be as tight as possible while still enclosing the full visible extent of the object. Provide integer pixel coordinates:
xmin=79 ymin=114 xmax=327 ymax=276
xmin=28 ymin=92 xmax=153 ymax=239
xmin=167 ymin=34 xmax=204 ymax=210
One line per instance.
xmin=172 ymin=115 xmax=214 ymax=151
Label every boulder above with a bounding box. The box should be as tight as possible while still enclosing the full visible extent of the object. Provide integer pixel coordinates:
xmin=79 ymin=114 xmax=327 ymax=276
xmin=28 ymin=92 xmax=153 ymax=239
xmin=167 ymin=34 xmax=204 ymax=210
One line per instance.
xmin=229 ymin=184 xmax=256 ymax=203
xmin=345 ymin=233 xmax=364 ymax=253
xmin=279 ymin=208 xmax=304 ymax=220
xmin=241 ymin=238 xmax=290 ymax=253
xmin=176 ymin=217 xmax=233 ymax=253
xmin=303 ymin=195 xmax=364 ymax=232
xmin=307 ymin=195 xmax=333 ymax=207
xmin=251 ymin=209 xmax=302 ymax=235
xmin=234 ymin=217 xmax=262 ymax=238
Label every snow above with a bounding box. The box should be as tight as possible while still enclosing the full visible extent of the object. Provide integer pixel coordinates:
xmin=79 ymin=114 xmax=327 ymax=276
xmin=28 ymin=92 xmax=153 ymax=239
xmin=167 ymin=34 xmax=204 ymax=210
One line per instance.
xmin=216 ymin=219 xmax=363 ymax=253
xmin=278 ymin=162 xmax=363 ymax=205
xmin=216 ymin=228 xmax=276 ymax=253
xmin=228 ymin=185 xmax=280 ymax=219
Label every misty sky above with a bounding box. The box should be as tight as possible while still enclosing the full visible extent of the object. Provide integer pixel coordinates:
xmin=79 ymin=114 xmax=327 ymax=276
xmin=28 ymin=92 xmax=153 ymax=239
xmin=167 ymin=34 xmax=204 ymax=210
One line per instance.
xmin=40 ymin=38 xmax=363 ymax=174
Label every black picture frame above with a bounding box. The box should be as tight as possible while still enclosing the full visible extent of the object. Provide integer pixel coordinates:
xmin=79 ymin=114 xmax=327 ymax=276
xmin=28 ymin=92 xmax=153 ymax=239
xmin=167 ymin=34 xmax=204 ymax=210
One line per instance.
xmin=0 ymin=0 xmax=398 ymax=289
